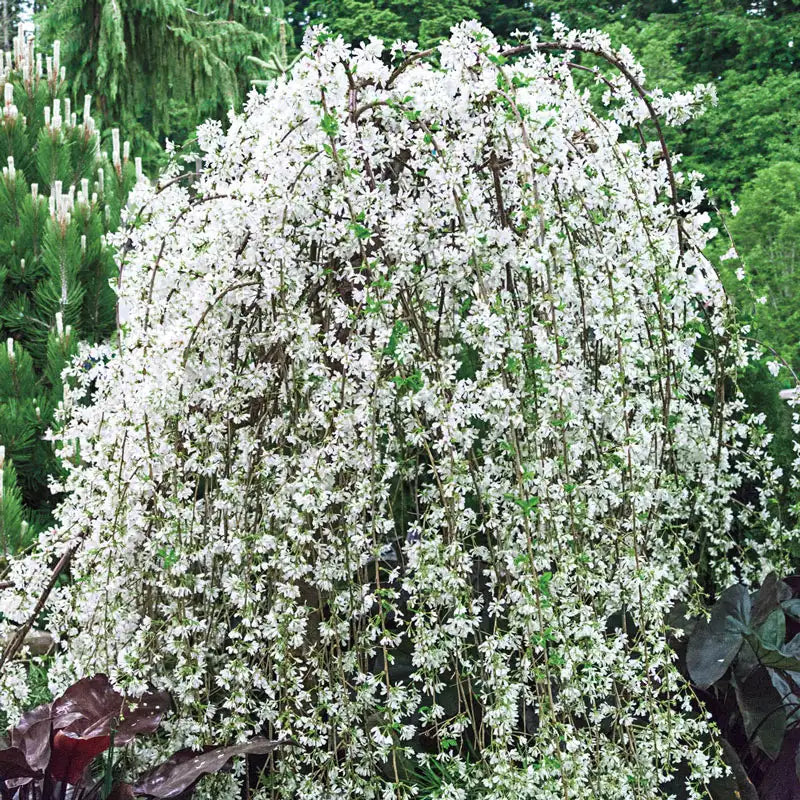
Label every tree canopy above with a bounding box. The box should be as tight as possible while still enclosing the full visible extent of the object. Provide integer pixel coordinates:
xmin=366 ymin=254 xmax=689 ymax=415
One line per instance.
xmin=38 ymin=0 xmax=287 ymax=165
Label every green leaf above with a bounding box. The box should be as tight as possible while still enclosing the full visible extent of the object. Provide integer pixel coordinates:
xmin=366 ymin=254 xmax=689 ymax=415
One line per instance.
xmin=686 ymin=584 xmax=751 ymax=689
xmin=383 ymin=319 xmax=408 ymax=360
xmin=349 ymin=222 xmax=372 ymax=240
xmin=759 ymin=608 xmax=787 ymax=649
xmin=746 ymin=633 xmax=800 ymax=671
xmin=733 ymin=666 xmax=786 ymax=759
xmin=782 ymin=599 xmax=800 ymax=621
xmin=320 ymin=113 xmax=339 ymax=136
xmin=504 ymin=494 xmax=539 ymax=517
xmin=752 ymin=572 xmax=792 ymax=626
xmin=767 ymin=669 xmax=800 ymax=726
xmin=391 ymin=370 xmax=423 ymax=394
xmin=784 ymin=634 xmax=800 ymax=659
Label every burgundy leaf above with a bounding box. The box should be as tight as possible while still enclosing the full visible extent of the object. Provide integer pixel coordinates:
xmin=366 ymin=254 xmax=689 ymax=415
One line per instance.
xmin=9 ymin=702 xmax=53 ymax=774
xmin=53 ymin=675 xmax=120 ymax=721
xmin=49 ymin=730 xmax=112 ymax=785
xmin=759 ymin=729 xmax=800 ymax=800
xmin=78 ymin=693 xmax=171 ymax=744
xmin=54 ymin=674 xmax=170 ymax=744
xmin=109 ymin=783 xmax=136 ymax=800
xmin=782 ymin=575 xmax=800 ymax=595
xmin=134 ymin=738 xmax=285 ymax=798
xmin=0 ymin=746 xmax=42 ymax=780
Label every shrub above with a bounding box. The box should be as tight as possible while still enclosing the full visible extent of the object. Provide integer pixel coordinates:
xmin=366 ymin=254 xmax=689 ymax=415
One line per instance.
xmin=1 ymin=22 xmax=797 ymax=799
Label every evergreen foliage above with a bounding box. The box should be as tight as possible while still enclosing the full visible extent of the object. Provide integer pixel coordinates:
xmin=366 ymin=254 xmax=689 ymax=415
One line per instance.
xmin=193 ymin=0 xmax=291 ymax=88
xmin=0 ymin=0 xmax=25 ymax=52
xmin=716 ymin=161 xmax=800 ymax=373
xmin=38 ymin=0 xmax=288 ymax=166
xmin=0 ymin=446 xmax=25 ymax=558
xmin=0 ymin=29 xmax=138 ymax=552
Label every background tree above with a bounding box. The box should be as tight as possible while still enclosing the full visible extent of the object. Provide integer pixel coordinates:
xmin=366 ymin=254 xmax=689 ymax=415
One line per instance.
xmin=289 ymin=0 xmax=484 ymax=46
xmin=37 ymin=0 xmax=288 ymax=168
xmin=0 ymin=0 xmax=25 ymax=51
xmin=0 ymin=29 xmax=138 ymax=557
xmin=715 ymin=162 xmax=800 ymax=373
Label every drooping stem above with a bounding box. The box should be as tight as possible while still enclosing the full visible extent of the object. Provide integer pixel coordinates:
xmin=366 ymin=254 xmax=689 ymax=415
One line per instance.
xmin=0 ymin=544 xmax=75 ymax=671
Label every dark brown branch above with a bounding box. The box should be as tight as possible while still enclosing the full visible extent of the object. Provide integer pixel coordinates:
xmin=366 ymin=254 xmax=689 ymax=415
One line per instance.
xmin=0 ymin=545 xmax=75 ymax=671
xmin=501 ymin=40 xmax=684 ymax=256
xmin=385 ymin=47 xmax=438 ymax=88
xmin=385 ymin=38 xmax=685 ymax=256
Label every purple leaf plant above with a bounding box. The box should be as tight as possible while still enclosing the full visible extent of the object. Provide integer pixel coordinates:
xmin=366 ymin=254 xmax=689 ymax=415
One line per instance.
xmin=0 ymin=675 xmax=284 ymax=799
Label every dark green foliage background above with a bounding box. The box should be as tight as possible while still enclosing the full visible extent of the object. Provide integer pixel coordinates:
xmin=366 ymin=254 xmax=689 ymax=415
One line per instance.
xmin=0 ymin=45 xmax=137 ymax=559
xmin=37 ymin=0 xmax=289 ymax=169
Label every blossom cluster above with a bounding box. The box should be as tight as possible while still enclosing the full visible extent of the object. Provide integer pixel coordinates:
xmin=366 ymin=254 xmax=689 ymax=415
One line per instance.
xmin=1 ymin=22 xmax=795 ymax=799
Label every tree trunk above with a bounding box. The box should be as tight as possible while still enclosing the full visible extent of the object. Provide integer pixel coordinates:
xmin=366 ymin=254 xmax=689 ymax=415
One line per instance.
xmin=1 ymin=0 xmax=8 ymax=53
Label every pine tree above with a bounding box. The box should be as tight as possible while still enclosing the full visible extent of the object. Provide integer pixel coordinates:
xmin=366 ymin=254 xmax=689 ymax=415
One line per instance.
xmin=0 ymin=29 xmax=138 ymax=554
xmin=39 ymin=0 xmax=287 ymax=166
xmin=197 ymin=0 xmax=291 ymax=88
xmin=0 ymin=445 xmax=25 ymax=559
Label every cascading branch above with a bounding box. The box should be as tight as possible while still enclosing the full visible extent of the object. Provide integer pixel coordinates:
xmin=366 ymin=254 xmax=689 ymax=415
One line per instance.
xmin=1 ymin=21 xmax=796 ymax=800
